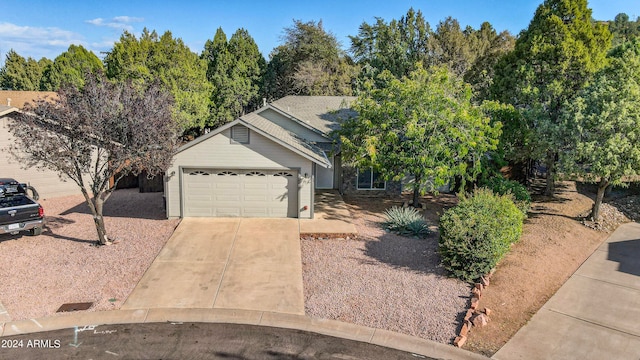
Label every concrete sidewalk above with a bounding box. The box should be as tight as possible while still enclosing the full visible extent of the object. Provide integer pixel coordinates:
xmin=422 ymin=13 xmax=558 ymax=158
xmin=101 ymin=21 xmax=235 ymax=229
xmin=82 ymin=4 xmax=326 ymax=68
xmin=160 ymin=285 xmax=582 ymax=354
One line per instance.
xmin=493 ymin=222 xmax=640 ymax=360
xmin=300 ymin=191 xmax=357 ymax=234
xmin=121 ymin=218 xmax=304 ymax=315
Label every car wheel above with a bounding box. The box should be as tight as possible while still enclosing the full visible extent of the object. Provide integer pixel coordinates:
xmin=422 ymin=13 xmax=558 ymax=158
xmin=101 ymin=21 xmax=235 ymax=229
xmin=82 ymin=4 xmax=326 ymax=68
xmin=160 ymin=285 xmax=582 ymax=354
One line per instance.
xmin=29 ymin=227 xmax=42 ymax=236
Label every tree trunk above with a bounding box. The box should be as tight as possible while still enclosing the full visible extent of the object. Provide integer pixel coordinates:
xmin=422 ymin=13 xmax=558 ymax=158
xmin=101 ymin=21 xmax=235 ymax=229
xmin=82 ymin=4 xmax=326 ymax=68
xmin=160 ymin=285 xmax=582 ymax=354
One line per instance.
xmin=412 ymin=173 xmax=421 ymax=208
xmin=544 ymin=154 xmax=556 ymax=196
xmin=591 ymin=178 xmax=609 ymax=221
xmin=79 ymin=188 xmax=110 ymax=245
xmin=93 ymin=196 xmax=109 ymax=245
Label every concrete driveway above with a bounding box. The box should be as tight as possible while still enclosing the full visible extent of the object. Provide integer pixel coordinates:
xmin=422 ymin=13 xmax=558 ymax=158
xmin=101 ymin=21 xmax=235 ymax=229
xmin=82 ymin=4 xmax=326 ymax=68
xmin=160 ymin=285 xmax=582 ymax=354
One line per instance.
xmin=121 ymin=218 xmax=304 ymax=315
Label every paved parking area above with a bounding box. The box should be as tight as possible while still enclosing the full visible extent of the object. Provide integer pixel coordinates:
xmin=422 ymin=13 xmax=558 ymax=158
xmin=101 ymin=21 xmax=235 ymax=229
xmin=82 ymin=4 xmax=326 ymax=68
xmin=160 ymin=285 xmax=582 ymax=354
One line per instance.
xmin=121 ymin=218 xmax=304 ymax=315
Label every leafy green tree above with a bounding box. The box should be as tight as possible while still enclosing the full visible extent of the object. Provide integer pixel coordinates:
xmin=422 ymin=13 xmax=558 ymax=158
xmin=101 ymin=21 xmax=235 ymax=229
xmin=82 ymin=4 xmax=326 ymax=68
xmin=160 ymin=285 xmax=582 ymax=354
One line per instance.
xmin=12 ymin=72 xmax=177 ymax=245
xmin=40 ymin=45 xmax=103 ymax=91
xmin=264 ymin=20 xmax=355 ymax=99
xmin=481 ymin=100 xmax=531 ymax=180
xmin=349 ymin=8 xmax=432 ymax=79
xmin=337 ymin=65 xmax=500 ymax=206
xmin=105 ymin=29 xmax=212 ymax=131
xmin=609 ymin=13 xmax=640 ymax=46
xmin=463 ymin=23 xmax=515 ymax=101
xmin=203 ymin=28 xmax=234 ymax=126
xmin=228 ymin=29 xmax=266 ymax=113
xmin=562 ymin=40 xmax=640 ymax=220
xmin=202 ymin=27 xmax=265 ymax=127
xmin=491 ymin=0 xmax=611 ymax=195
xmin=349 ymin=9 xmax=513 ymax=98
xmin=430 ymin=17 xmax=475 ymax=77
xmin=0 ymin=50 xmax=45 ymax=90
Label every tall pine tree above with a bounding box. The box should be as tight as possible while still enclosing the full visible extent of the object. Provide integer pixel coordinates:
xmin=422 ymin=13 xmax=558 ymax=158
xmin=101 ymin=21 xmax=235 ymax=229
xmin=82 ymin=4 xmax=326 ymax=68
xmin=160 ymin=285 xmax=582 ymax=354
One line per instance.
xmin=40 ymin=45 xmax=103 ymax=91
xmin=491 ymin=0 xmax=611 ymax=195
xmin=202 ymin=27 xmax=265 ymax=128
xmin=105 ymin=29 xmax=212 ymax=132
xmin=0 ymin=50 xmax=44 ymax=90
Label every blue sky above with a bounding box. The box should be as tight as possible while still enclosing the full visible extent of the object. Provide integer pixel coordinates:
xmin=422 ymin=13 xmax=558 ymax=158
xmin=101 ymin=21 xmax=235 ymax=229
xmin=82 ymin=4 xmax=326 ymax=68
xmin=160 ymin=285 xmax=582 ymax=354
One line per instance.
xmin=2 ymin=0 xmax=640 ymax=63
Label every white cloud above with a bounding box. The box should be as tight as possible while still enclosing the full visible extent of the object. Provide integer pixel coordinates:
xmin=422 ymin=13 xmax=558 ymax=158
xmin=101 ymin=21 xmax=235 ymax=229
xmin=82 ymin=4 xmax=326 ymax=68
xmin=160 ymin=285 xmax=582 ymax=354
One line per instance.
xmin=0 ymin=16 xmax=144 ymax=63
xmin=85 ymin=15 xmax=144 ymax=31
xmin=86 ymin=18 xmax=105 ymax=26
xmin=0 ymin=22 xmax=86 ymax=60
xmin=0 ymin=22 xmax=81 ymax=43
xmin=112 ymin=16 xmax=143 ymax=24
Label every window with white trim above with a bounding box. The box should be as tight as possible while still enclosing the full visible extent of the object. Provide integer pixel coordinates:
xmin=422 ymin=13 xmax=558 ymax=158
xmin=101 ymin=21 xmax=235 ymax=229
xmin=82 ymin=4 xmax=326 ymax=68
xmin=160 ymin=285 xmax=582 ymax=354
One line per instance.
xmin=357 ymin=168 xmax=385 ymax=190
xmin=230 ymin=125 xmax=249 ymax=144
xmin=188 ymin=170 xmax=210 ymax=176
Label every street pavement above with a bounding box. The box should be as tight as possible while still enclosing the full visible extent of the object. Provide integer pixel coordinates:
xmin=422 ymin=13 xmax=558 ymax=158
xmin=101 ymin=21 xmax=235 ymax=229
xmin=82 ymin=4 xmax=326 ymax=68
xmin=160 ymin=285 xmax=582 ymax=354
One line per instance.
xmin=0 ymin=322 xmax=434 ymax=360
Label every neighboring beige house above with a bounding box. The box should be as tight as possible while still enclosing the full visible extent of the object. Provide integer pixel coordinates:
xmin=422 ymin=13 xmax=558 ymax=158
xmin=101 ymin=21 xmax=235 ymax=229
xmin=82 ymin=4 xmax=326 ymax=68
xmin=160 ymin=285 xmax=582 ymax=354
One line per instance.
xmin=165 ymin=96 xmax=400 ymax=219
xmin=0 ymin=92 xmax=82 ymax=200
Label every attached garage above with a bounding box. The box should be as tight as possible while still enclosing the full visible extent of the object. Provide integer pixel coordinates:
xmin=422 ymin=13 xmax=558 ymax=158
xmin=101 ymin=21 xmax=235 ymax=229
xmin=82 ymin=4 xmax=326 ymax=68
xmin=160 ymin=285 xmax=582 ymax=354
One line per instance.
xmin=165 ymin=114 xmax=332 ymax=219
xmin=182 ymin=168 xmax=298 ymax=217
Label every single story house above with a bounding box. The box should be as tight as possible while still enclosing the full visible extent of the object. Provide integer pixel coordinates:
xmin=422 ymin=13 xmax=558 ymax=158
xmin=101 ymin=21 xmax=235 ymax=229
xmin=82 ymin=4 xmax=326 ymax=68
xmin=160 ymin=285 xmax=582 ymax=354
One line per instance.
xmin=164 ymin=96 xmax=401 ymax=219
xmin=1 ymin=91 xmax=85 ymax=199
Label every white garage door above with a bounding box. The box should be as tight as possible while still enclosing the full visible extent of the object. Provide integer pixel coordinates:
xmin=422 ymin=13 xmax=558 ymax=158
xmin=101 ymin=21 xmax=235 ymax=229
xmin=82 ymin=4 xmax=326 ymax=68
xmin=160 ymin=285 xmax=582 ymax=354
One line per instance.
xmin=183 ymin=169 xmax=298 ymax=217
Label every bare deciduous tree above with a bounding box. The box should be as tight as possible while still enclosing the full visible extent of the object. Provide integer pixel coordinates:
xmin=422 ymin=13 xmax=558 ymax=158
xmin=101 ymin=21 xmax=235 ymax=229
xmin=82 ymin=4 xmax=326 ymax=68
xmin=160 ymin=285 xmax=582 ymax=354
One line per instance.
xmin=10 ymin=72 xmax=178 ymax=245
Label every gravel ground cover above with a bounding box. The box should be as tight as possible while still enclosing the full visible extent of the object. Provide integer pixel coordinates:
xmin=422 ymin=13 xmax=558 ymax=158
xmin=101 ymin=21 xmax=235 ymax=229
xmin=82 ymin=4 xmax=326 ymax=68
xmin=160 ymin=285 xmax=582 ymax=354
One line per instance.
xmin=301 ymin=195 xmax=471 ymax=344
xmin=0 ymin=188 xmax=180 ymax=321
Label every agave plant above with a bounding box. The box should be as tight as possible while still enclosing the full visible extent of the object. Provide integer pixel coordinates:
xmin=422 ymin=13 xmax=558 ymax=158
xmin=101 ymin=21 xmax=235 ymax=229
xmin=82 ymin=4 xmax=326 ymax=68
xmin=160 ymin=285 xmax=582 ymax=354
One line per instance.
xmin=382 ymin=206 xmax=429 ymax=238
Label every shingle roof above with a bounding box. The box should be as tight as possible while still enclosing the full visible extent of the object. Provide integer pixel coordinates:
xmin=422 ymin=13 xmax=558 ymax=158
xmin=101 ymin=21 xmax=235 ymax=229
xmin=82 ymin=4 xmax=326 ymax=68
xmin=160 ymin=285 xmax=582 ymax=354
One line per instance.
xmin=270 ymin=96 xmax=357 ymax=135
xmin=0 ymin=91 xmax=57 ymax=109
xmin=240 ymin=112 xmax=332 ymax=168
xmin=176 ymin=96 xmax=352 ymax=167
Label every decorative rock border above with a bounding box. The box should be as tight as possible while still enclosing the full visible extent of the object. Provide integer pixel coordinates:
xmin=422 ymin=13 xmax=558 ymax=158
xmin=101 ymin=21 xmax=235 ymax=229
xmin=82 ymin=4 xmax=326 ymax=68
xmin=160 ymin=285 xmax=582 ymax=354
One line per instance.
xmin=454 ymin=271 xmax=494 ymax=348
xmin=300 ymin=233 xmax=357 ymax=241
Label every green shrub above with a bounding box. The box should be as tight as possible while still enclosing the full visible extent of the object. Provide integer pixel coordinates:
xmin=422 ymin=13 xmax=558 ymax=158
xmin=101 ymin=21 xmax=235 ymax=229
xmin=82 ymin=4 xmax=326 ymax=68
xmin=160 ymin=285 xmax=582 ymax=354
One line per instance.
xmin=383 ymin=206 xmax=429 ymax=238
xmin=482 ymin=176 xmax=531 ymax=215
xmin=438 ymin=188 xmax=525 ymax=281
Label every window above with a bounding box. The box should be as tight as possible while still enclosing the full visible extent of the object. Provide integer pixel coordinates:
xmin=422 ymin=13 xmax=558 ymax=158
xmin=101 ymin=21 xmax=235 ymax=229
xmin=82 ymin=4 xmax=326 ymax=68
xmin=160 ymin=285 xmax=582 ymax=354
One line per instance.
xmin=357 ymin=168 xmax=385 ymax=190
xmin=273 ymin=171 xmax=294 ymax=177
xmin=230 ymin=125 xmax=249 ymax=144
xmin=188 ymin=170 xmax=210 ymax=176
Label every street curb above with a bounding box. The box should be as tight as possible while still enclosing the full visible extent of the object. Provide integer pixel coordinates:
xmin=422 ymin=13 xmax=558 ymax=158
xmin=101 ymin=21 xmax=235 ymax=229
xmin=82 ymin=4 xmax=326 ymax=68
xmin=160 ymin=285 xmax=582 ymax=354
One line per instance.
xmin=1 ymin=308 xmax=488 ymax=359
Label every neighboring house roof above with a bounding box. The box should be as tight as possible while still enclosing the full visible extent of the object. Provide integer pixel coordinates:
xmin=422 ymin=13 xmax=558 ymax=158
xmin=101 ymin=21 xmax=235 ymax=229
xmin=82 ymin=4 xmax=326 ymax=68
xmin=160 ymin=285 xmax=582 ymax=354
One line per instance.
xmin=0 ymin=91 xmax=57 ymax=109
xmin=270 ymin=96 xmax=357 ymax=135
xmin=0 ymin=105 xmax=18 ymax=117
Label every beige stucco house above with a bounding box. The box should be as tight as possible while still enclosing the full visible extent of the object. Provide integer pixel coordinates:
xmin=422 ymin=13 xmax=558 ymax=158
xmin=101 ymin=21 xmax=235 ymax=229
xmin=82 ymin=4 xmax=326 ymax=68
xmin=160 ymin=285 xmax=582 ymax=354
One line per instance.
xmin=0 ymin=92 xmax=83 ymax=199
xmin=165 ymin=96 xmax=399 ymax=219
